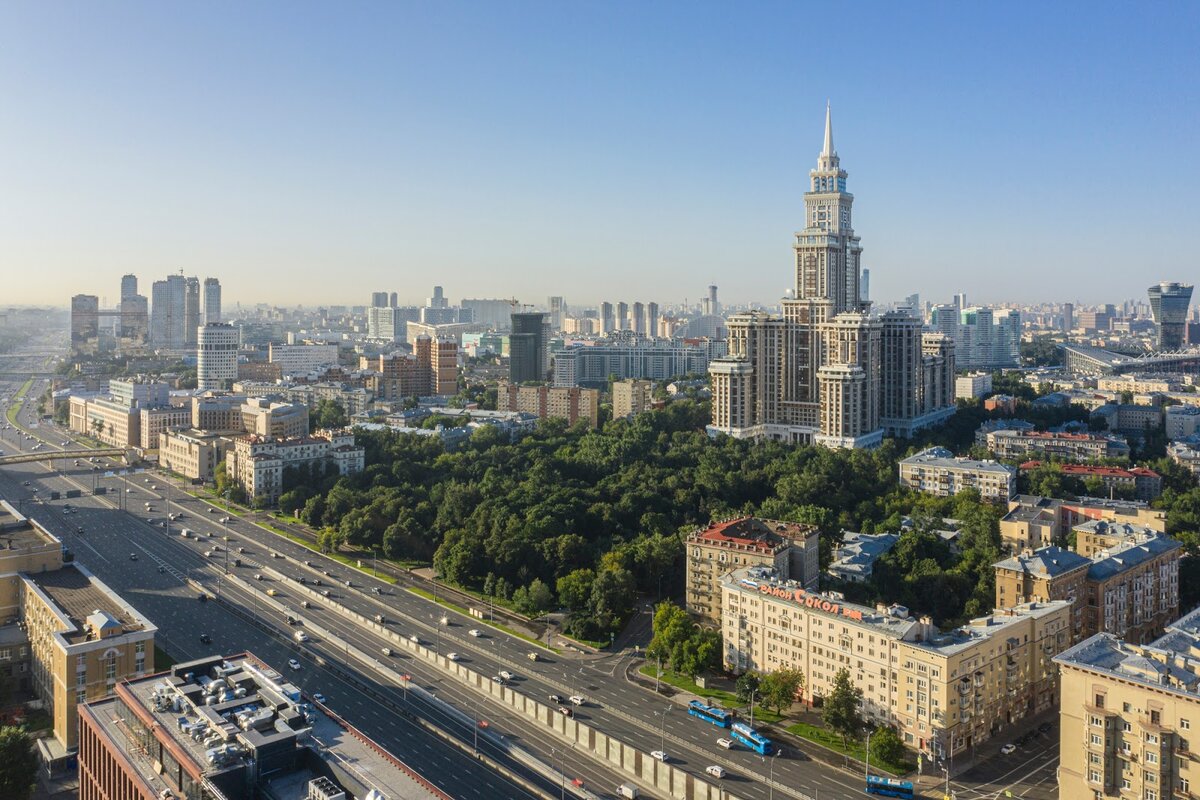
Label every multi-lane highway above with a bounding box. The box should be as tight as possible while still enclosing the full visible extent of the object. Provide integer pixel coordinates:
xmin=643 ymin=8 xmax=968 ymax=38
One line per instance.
xmin=0 ymin=362 xmax=1061 ymax=800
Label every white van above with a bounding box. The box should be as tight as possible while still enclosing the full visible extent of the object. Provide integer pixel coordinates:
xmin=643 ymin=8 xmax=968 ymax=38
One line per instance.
xmin=569 ymin=695 xmax=585 ymax=706
xmin=717 ymin=737 xmax=734 ymax=749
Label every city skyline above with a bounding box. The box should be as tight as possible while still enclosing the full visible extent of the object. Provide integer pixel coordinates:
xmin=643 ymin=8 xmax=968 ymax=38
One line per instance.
xmin=2 ymin=4 xmax=1198 ymax=307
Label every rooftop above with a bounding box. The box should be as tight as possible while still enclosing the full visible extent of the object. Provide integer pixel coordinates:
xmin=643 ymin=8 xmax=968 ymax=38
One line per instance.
xmin=829 ymin=531 xmax=899 ymax=577
xmin=1088 ymin=536 xmax=1182 ymax=582
xmin=688 ymin=517 xmax=816 ymax=553
xmin=1056 ymin=606 xmax=1200 ymax=697
xmin=24 ymin=563 xmax=153 ymax=645
xmin=899 ymin=446 xmax=1014 ymax=473
xmin=0 ymin=502 xmax=60 ymax=551
xmin=82 ymin=652 xmax=447 ymax=800
xmin=993 ymin=546 xmax=1091 ymax=578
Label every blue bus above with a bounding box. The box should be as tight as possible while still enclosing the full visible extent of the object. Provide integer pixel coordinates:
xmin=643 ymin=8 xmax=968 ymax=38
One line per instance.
xmin=865 ymin=776 xmax=914 ymax=799
xmin=730 ymin=721 xmax=773 ymax=755
xmin=687 ymin=700 xmax=733 ymax=729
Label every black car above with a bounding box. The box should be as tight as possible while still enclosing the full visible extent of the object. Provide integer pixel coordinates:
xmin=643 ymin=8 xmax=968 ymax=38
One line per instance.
xmin=1038 ymin=722 xmax=1053 ymax=734
xmin=199 ymin=633 xmax=211 ymax=644
xmin=198 ymin=593 xmax=208 ymax=602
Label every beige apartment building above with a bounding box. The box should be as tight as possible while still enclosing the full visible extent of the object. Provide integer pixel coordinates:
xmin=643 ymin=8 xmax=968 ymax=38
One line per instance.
xmin=996 ymin=534 xmax=1181 ymax=647
xmin=898 ymin=447 xmax=1016 ymax=500
xmin=721 ymin=566 xmax=1072 ymax=759
xmin=239 ymin=396 xmax=309 ymax=439
xmin=1056 ymin=607 xmax=1200 ymax=800
xmin=158 ymin=428 xmax=228 ymax=483
xmin=497 ymin=383 xmax=601 ymax=428
xmin=999 ymin=495 xmax=1166 ymax=554
xmin=224 ymin=429 xmax=364 ymax=505
xmin=685 ymin=517 xmax=819 ymax=626
xmin=1075 ymin=520 xmax=1164 ymax=559
xmin=68 ymin=395 xmax=140 ymax=447
xmin=0 ymin=500 xmax=156 ymax=760
xmin=613 ymin=379 xmax=655 ymax=419
xmin=138 ymin=404 xmax=191 ymax=450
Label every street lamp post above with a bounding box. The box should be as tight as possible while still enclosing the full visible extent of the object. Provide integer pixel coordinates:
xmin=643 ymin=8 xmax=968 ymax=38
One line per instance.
xmin=865 ymin=729 xmax=873 ymax=783
xmin=656 ymin=706 xmax=671 ymax=754
xmin=768 ymin=748 xmax=781 ymax=800
xmin=371 ymin=548 xmax=377 ymax=577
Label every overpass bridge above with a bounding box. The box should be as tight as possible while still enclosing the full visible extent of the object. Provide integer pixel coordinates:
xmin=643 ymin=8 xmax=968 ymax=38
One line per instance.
xmin=0 ymin=448 xmax=135 ymax=466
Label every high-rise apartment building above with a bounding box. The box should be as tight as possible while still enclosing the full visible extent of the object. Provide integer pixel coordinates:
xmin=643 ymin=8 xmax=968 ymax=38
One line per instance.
xmin=612 ymin=378 xmax=655 ymax=419
xmin=509 ymin=312 xmax=548 ymax=383
xmin=371 ymin=291 xmax=390 ymax=308
xmin=860 ymin=268 xmax=870 ymax=302
xmin=1062 ymin=301 xmax=1074 ymax=332
xmin=197 ymin=322 xmax=240 ymax=391
xmin=150 ymin=275 xmax=187 ymax=349
xmin=1148 ymin=281 xmax=1193 ymax=350
xmin=646 ymin=301 xmax=659 ymax=338
xmin=203 ymin=277 xmax=221 ymax=324
xmin=70 ymin=294 xmax=100 ymax=350
xmin=120 ymin=273 xmax=137 ymax=300
xmin=183 ymin=276 xmax=201 ymax=346
xmin=599 ymin=302 xmax=615 ymax=335
xmin=616 ymin=301 xmax=630 ymax=331
xmin=707 ymin=107 xmax=955 ymax=448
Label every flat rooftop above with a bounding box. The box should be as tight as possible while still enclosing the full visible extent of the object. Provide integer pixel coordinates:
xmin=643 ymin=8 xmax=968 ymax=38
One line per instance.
xmin=1057 ymin=606 xmax=1200 ymax=696
xmin=85 ymin=653 xmax=446 ymax=800
xmin=900 ymin=446 xmax=1014 ymax=473
xmin=25 ymin=564 xmax=147 ymax=644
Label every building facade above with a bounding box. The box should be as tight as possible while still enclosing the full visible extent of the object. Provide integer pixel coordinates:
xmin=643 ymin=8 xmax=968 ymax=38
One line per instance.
xmin=1148 ymin=281 xmax=1194 ymax=350
xmin=898 ymin=447 xmax=1016 ymax=500
xmin=268 ymin=343 xmax=340 ymax=375
xmin=721 ymin=566 xmax=1072 ymax=758
xmin=224 ymin=430 xmax=364 ymax=504
xmin=684 ymin=517 xmax=820 ymax=626
xmin=612 ymin=379 xmax=655 ymax=419
xmin=987 ymin=430 xmax=1131 ymax=461
xmin=707 ymin=108 xmax=955 ymax=448
xmin=496 ymin=383 xmax=600 ymax=428
xmin=197 ymin=322 xmax=240 ymax=391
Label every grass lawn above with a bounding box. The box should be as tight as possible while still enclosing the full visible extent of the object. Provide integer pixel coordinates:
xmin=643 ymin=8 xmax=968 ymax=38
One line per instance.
xmin=785 ymin=720 xmax=913 ymax=775
xmin=405 ymin=587 xmax=556 ymax=652
xmin=634 ymin=665 xmax=787 ymax=723
xmin=5 ymin=379 xmax=31 ymax=425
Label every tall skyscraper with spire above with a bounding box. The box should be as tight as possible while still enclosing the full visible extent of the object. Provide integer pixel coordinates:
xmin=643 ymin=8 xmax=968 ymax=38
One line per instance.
xmin=708 ymin=107 xmax=955 ymax=448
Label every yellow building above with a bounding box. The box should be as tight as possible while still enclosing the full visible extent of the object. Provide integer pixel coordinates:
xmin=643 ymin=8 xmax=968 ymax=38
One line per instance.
xmin=999 ymin=495 xmax=1167 ymax=554
xmin=68 ymin=395 xmax=140 ymax=447
xmin=1056 ymin=608 xmax=1200 ymax=800
xmin=613 ymin=379 xmax=655 ymax=419
xmin=685 ymin=517 xmax=819 ymax=626
xmin=721 ymin=566 xmax=1072 ymax=759
xmin=994 ymin=546 xmax=1091 ymax=643
xmin=0 ymin=500 xmax=156 ymax=762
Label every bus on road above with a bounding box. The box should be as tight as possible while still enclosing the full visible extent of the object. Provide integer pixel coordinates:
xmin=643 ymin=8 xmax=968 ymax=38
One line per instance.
xmin=730 ymin=721 xmax=772 ymax=755
xmin=687 ymin=700 xmax=732 ymax=729
xmin=865 ymin=776 xmax=915 ymax=799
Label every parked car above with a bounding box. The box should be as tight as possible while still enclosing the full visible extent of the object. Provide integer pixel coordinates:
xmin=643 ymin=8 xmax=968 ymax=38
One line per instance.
xmin=1001 ymin=744 xmax=1016 ymax=755
xmin=1038 ymin=722 xmax=1053 ymax=734
xmin=129 ymin=553 xmax=138 ymax=561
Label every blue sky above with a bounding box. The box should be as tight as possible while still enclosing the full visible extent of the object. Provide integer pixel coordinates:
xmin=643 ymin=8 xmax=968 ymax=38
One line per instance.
xmin=2 ymin=2 xmax=1197 ymax=309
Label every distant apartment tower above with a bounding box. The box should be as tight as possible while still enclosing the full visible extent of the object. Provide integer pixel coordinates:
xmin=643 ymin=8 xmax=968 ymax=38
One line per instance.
xmin=202 ymin=277 xmax=221 ymax=324
xmin=183 ymin=276 xmax=200 ymax=346
xmin=860 ymin=268 xmax=870 ymax=302
xmin=1061 ymin=302 xmax=1074 ymax=332
xmin=371 ymin=291 xmax=389 ymax=308
xmin=509 ymin=312 xmax=548 ymax=383
xmin=389 ymin=291 xmax=398 ymax=308
xmin=497 ymin=382 xmax=600 ymax=427
xmin=548 ymin=296 xmax=566 ymax=331
xmin=702 ymin=285 xmax=720 ymax=316
xmin=1148 ymin=281 xmax=1193 ymax=349
xmin=616 ymin=301 xmax=629 ymax=331
xmin=197 ymin=322 xmax=239 ymax=390
xmin=646 ymin=302 xmax=659 ymax=337
xmin=150 ymin=275 xmax=187 ymax=348
xmin=613 ymin=379 xmax=655 ymax=419
xmin=461 ymin=298 xmax=513 ymax=329
xmin=70 ymin=294 xmax=100 ymax=350
xmin=599 ymin=302 xmax=615 ymax=335
xmin=120 ymin=273 xmax=137 ymax=299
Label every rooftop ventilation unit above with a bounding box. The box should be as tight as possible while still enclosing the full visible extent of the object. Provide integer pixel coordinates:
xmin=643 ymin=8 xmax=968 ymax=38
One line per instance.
xmin=308 ymin=776 xmax=346 ymax=800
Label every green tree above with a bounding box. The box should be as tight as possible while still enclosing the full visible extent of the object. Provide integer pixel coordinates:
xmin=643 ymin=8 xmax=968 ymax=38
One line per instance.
xmin=0 ymin=726 xmax=37 ymax=800
xmin=869 ymin=725 xmax=906 ymax=767
xmin=314 ymin=398 xmax=348 ymax=428
xmin=760 ymin=667 xmax=805 ymax=713
xmin=735 ymin=672 xmax=761 ymax=705
xmin=556 ymin=569 xmax=595 ymax=612
xmin=647 ymin=601 xmax=694 ymax=667
xmin=822 ymin=668 xmax=864 ymax=749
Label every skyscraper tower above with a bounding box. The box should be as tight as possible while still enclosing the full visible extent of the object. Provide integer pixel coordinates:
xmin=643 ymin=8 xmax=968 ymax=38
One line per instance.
xmin=1148 ymin=282 xmax=1194 ymax=350
xmin=150 ymin=275 xmax=187 ymax=349
xmin=707 ymin=106 xmax=955 ymax=449
xmin=599 ymin=302 xmax=614 ymax=335
xmin=371 ymin=292 xmax=389 ymax=308
xmin=203 ymin=278 xmax=221 ymax=324
xmin=184 ymin=277 xmax=201 ymax=346
xmin=120 ymin=274 xmax=138 ymax=300
xmin=509 ymin=312 xmax=548 ymax=383
xmin=616 ymin=302 xmax=629 ymax=331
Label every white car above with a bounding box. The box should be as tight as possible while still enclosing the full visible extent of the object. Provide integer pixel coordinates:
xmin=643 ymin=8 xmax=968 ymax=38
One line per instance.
xmin=446 ymin=652 xmax=460 ymax=662
xmin=716 ymin=737 xmax=733 ymax=749
xmin=705 ymin=765 xmax=725 ymax=778
xmin=287 ymin=659 xmax=301 ymax=671
xmin=468 ymin=629 xmax=482 ymax=637
xmin=651 ymin=750 xmax=668 ymax=763
xmin=498 ymin=670 xmax=514 ymax=680
xmin=569 ymin=695 xmax=585 ymax=706
xmin=1001 ymin=743 xmax=1016 ymax=755
xmin=312 ymin=693 xmax=326 ymax=704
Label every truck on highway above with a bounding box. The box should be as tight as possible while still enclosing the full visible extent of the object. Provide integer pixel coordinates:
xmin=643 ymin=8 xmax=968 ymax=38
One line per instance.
xmin=617 ymin=784 xmax=640 ymax=799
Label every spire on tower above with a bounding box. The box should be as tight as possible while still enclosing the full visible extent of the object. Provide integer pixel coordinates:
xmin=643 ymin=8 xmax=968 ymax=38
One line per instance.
xmin=822 ymin=100 xmax=834 ymax=158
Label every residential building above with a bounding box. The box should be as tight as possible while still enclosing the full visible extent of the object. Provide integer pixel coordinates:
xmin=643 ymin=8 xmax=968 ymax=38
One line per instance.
xmin=224 ymin=430 xmax=364 ymax=505
xmin=943 ymin=306 xmax=1021 ymax=369
xmin=987 ymin=429 xmax=1131 ymax=461
xmin=360 ymin=335 xmax=458 ymax=400
xmin=509 ymin=311 xmax=549 ymax=383
xmin=237 ymin=360 xmax=283 ymax=382
xmin=1019 ymin=462 xmax=1162 ymax=502
xmin=183 ymin=276 xmax=200 ymax=346
xmin=239 ymin=397 xmax=309 ymax=439
xmin=1090 ymin=403 xmax=1163 ymax=436
xmin=461 ymin=298 xmax=513 ymax=330
xmin=192 ymin=393 xmax=251 ymax=432
xmin=138 ymin=405 xmax=192 ymax=450
xmin=553 ymin=336 xmax=726 ymax=386
xmin=1166 ymin=405 xmax=1200 ymax=439
xmin=159 ymin=428 xmax=229 ymax=482
xmin=612 ymin=378 xmax=655 ymax=419
xmin=955 ymin=372 xmax=993 ymax=400
xmin=827 ymin=531 xmax=899 ymax=584
xmin=1073 ymin=520 xmax=1167 ymax=559
xmin=1148 ymin=281 xmax=1194 ymax=350
xmin=998 ymin=495 xmax=1165 ymax=554
xmin=77 ymin=652 xmax=449 ymax=800
xmin=70 ymin=294 xmax=100 ymax=352
xmin=1055 ymin=608 xmax=1200 ymax=800
xmin=898 ymin=446 xmax=1016 ymax=500
xmin=685 ymin=517 xmax=820 ymax=626
xmin=707 ymin=108 xmax=955 ymax=449
xmin=150 ymin=275 xmax=187 ymax=349
xmin=984 ymin=394 xmax=1018 ymax=414
xmin=994 ymin=546 xmax=1091 ymax=641
xmin=197 ymin=322 xmax=240 ymax=391
xmin=721 ymin=566 xmax=1072 ymax=759
xmin=108 ymin=378 xmax=169 ymax=409
xmin=974 ymin=418 xmax=1036 ymax=446
xmin=1169 ymin=441 xmax=1200 ymax=479
xmin=202 ymin=277 xmax=221 ymax=324
xmin=268 ymin=343 xmax=340 ymax=375
xmin=69 ymin=395 xmax=140 ymax=447
xmin=496 ymin=383 xmax=600 ymax=428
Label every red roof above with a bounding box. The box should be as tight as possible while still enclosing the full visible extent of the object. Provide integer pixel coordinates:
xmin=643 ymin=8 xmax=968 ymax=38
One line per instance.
xmin=692 ymin=517 xmax=786 ymax=553
xmin=1020 ymin=461 xmax=1159 ymax=480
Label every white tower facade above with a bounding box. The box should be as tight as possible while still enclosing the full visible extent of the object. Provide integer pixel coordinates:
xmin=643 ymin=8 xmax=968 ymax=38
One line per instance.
xmin=197 ymin=322 xmax=239 ymax=391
